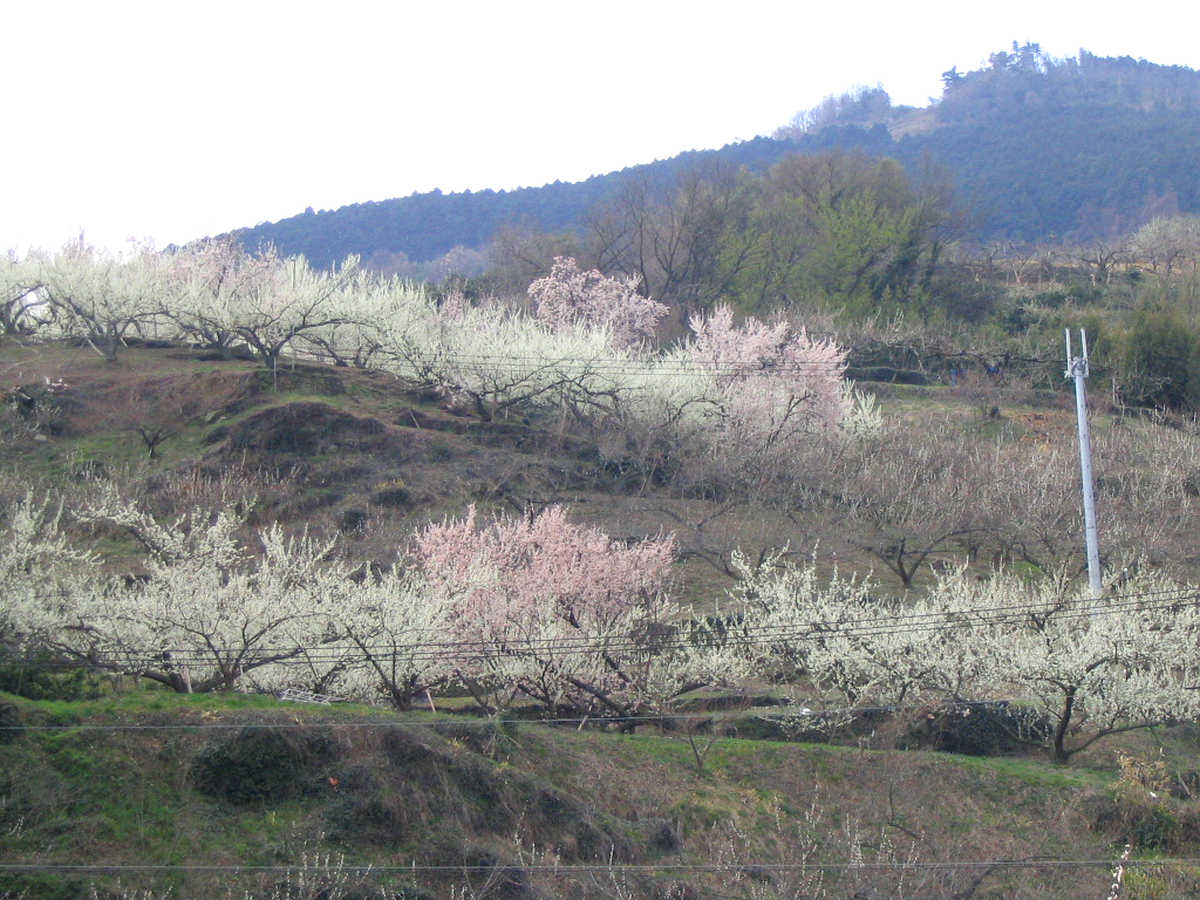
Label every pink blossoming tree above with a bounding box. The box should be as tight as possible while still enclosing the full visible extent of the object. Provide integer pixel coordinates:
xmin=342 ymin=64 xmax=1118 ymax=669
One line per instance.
xmin=528 ymin=256 xmax=668 ymax=348
xmin=415 ymin=504 xmax=674 ymax=635
xmin=688 ymin=304 xmax=848 ymax=434
xmin=413 ymin=504 xmax=700 ymax=717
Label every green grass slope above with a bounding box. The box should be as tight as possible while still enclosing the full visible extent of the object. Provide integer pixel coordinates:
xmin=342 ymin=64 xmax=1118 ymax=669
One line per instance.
xmin=6 ymin=689 xmax=1200 ymax=899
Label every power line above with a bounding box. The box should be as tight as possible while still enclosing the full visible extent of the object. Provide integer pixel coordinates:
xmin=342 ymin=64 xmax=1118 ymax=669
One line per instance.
xmin=13 ymin=584 xmax=1196 ymax=670
xmin=0 ymin=701 xmax=1020 ymax=732
xmin=310 ymin=349 xmax=859 ymax=384
xmin=383 ymin=350 xmax=847 ymax=370
xmin=82 ymin=585 xmax=1200 ymax=657
xmin=6 ymin=593 xmax=1197 ymax=732
xmin=0 ymin=857 xmax=1194 ymax=874
xmin=12 ymin=598 xmax=1199 ymax=680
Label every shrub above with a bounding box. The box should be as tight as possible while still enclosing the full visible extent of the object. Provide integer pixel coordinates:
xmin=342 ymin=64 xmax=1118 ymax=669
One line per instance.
xmin=0 ymin=648 xmax=106 ymax=702
xmin=904 ymin=701 xmax=1051 ymax=756
xmin=192 ymin=728 xmax=338 ymax=805
xmin=1119 ymin=307 xmax=1200 ymax=410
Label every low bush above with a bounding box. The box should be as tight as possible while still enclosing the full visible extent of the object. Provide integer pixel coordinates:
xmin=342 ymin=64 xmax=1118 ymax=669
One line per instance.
xmin=192 ymin=728 xmax=339 ymax=805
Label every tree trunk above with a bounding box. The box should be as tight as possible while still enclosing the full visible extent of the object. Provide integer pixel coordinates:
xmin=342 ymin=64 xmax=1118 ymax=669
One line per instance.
xmin=1052 ymin=687 xmax=1077 ymax=763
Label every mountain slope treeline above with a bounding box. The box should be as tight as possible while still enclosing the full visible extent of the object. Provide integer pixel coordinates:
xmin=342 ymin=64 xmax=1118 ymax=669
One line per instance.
xmin=226 ymin=138 xmax=795 ymax=270
xmin=224 ymin=45 xmax=1200 ymax=268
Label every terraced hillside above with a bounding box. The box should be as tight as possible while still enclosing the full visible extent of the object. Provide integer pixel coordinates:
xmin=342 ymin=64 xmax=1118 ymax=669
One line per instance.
xmin=5 ymin=339 xmax=1200 ymax=898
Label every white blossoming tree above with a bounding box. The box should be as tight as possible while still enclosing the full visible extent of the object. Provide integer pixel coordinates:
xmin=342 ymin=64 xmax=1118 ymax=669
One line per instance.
xmin=379 ymin=294 xmax=633 ymax=423
xmin=36 ymin=241 xmax=168 ymax=362
xmin=225 ymin=252 xmax=361 ymax=375
xmin=324 ymin=566 xmax=455 ymax=709
xmin=295 ymin=270 xmax=424 ymax=369
xmin=22 ymin=489 xmax=353 ymax=693
xmin=163 ymin=238 xmax=278 ymax=355
xmin=0 ymin=253 xmax=45 ymax=336
xmin=735 ymin=555 xmax=1200 ymax=762
xmin=0 ymin=493 xmax=99 ymax=653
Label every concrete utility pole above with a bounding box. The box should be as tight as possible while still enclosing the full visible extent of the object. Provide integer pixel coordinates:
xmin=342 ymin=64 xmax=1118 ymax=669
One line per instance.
xmin=1065 ymin=328 xmax=1103 ymax=599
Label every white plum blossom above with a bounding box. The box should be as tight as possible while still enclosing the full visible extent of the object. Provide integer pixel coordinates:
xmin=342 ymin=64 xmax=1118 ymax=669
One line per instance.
xmin=735 ymin=554 xmax=1200 ymax=762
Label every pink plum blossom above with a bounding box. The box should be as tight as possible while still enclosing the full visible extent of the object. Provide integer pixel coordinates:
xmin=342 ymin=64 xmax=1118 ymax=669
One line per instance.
xmin=413 ymin=504 xmax=675 ymax=644
xmin=528 ymin=256 xmax=668 ymax=347
xmin=689 ymin=304 xmax=848 ymax=432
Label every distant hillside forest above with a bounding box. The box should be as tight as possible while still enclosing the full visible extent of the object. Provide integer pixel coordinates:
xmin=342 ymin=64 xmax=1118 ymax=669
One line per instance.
xmin=224 ymin=44 xmax=1200 ymax=274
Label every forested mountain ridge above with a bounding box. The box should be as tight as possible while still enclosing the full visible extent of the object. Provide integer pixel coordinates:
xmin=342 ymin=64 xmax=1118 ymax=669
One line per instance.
xmin=223 ymin=45 xmax=1200 ymax=268
xmin=223 ymin=137 xmax=797 ymax=271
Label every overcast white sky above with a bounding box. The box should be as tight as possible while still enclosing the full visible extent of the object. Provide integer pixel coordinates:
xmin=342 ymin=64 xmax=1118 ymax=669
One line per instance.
xmin=4 ymin=0 xmax=1199 ymax=255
